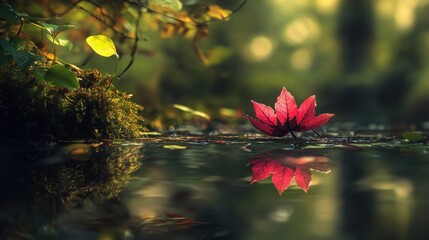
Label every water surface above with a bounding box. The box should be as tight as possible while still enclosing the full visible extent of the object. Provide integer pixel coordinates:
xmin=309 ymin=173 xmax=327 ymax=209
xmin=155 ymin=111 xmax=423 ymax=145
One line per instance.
xmin=0 ymin=133 xmax=428 ymax=240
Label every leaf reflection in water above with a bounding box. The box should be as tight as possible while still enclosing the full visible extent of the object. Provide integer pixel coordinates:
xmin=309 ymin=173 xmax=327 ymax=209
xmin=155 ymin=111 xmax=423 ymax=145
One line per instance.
xmin=247 ymin=149 xmax=331 ymax=195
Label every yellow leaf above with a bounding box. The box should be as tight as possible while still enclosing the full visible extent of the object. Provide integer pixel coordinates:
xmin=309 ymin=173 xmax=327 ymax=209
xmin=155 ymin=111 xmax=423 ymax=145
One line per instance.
xmin=160 ymin=24 xmax=176 ymax=38
xmin=207 ymin=5 xmax=232 ymax=20
xmin=149 ymin=0 xmax=182 ymax=12
xmin=163 ymin=145 xmax=187 ymax=150
xmin=173 ymin=104 xmax=211 ymax=120
xmin=192 ymin=110 xmax=211 ymax=120
xmin=173 ymin=104 xmax=193 ymax=112
xmin=86 ymin=35 xmax=119 ymax=58
xmin=142 ymin=131 xmax=162 ymax=136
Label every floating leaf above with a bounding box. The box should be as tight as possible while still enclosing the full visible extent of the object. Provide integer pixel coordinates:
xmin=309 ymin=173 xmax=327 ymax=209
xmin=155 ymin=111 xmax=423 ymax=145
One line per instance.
xmin=86 ymin=35 xmax=119 ymax=58
xmin=173 ymin=104 xmax=211 ymax=120
xmin=245 ymin=87 xmax=334 ymax=138
xmin=142 ymin=132 xmax=162 ymax=136
xmin=163 ymin=145 xmax=187 ymax=150
xmin=402 ymin=132 xmax=425 ymax=142
xmin=45 ymin=64 xmax=79 ymax=89
xmin=173 ymin=104 xmax=193 ymax=112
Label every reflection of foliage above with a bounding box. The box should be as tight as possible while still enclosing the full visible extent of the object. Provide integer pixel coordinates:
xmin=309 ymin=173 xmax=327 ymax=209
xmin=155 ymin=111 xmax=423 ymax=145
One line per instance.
xmin=0 ymin=143 xmax=210 ymax=239
xmin=0 ymin=144 xmax=142 ymax=239
xmin=31 ymin=145 xmax=142 ymax=204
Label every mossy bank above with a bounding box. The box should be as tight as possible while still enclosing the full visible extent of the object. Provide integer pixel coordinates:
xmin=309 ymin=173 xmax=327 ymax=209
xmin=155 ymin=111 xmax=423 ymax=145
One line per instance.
xmin=0 ymin=67 xmax=146 ymax=141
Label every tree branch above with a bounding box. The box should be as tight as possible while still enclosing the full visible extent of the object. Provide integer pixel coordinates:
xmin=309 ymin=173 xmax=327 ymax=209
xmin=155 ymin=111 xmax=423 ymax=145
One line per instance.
xmin=118 ymin=7 xmax=142 ymax=77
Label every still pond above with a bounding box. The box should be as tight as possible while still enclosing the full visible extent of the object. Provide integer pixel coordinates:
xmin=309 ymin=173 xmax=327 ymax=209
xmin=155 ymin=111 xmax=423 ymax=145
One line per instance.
xmin=1 ymin=130 xmax=428 ymax=240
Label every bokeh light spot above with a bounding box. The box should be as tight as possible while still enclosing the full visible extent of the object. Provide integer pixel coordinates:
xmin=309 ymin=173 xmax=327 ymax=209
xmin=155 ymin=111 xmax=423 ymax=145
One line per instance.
xmin=394 ymin=7 xmax=414 ymax=30
xmin=248 ymin=36 xmax=274 ymax=61
xmin=290 ymin=48 xmax=312 ymax=70
xmin=315 ymin=0 xmax=339 ymax=14
xmin=283 ymin=17 xmax=321 ymax=45
xmin=376 ymin=0 xmax=395 ymax=17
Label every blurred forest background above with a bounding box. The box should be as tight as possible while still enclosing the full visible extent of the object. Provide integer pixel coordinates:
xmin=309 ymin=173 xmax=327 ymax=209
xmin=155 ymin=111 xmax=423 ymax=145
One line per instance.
xmin=8 ymin=0 xmax=429 ymax=128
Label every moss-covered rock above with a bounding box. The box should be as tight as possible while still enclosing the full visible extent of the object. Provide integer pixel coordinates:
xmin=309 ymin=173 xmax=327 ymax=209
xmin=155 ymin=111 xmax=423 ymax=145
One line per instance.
xmin=0 ymin=67 xmax=146 ymax=140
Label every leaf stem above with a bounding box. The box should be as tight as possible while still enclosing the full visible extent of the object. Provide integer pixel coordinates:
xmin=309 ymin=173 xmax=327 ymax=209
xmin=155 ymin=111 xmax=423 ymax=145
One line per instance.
xmin=312 ymin=130 xmax=322 ymax=138
xmin=17 ymin=18 xmax=24 ymax=36
xmin=81 ymin=52 xmax=94 ymax=66
xmin=290 ymin=131 xmax=297 ymax=139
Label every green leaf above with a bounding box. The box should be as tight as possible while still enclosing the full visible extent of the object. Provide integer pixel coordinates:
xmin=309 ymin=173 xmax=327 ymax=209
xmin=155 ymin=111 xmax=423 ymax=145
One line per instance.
xmin=10 ymin=37 xmax=27 ymax=51
xmin=402 ymin=132 xmax=425 ymax=142
xmin=45 ymin=64 xmax=79 ymax=89
xmin=33 ymin=67 xmax=48 ymax=81
xmin=86 ymin=35 xmax=119 ymax=58
xmin=0 ymin=54 xmax=11 ymax=68
xmin=13 ymin=51 xmax=42 ymax=70
xmin=0 ymin=38 xmax=41 ymax=70
xmin=0 ymin=3 xmax=20 ymax=23
xmin=0 ymin=38 xmax=17 ymax=55
xmin=149 ymin=0 xmax=183 ymax=11
xmin=32 ymin=22 xmax=74 ymax=37
xmin=46 ymin=34 xmax=73 ymax=50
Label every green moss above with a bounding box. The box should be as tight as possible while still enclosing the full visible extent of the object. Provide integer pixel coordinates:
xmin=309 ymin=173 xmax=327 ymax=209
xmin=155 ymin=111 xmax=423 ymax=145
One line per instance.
xmin=0 ymin=67 xmax=146 ymax=140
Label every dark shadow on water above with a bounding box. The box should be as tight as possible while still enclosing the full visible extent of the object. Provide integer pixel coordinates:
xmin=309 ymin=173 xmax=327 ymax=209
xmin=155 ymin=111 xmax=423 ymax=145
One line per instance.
xmin=0 ymin=143 xmax=142 ymax=239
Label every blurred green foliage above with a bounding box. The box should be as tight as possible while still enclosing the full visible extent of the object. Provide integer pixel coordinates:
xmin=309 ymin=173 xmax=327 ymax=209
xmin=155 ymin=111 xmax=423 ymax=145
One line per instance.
xmin=3 ymin=0 xmax=429 ymax=132
xmin=118 ymin=0 xmax=429 ymax=127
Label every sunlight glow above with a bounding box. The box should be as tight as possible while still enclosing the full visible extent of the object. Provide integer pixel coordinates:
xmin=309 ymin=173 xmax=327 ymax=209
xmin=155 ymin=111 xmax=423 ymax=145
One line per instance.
xmin=270 ymin=0 xmax=288 ymax=6
xmin=315 ymin=0 xmax=339 ymax=14
xmin=394 ymin=3 xmax=415 ymax=30
xmin=290 ymin=48 xmax=313 ymax=70
xmin=248 ymin=36 xmax=273 ymax=61
xmin=295 ymin=0 xmax=310 ymax=7
xmin=283 ymin=17 xmax=321 ymax=45
xmin=376 ymin=0 xmax=396 ymax=17
xmin=270 ymin=0 xmax=309 ymax=7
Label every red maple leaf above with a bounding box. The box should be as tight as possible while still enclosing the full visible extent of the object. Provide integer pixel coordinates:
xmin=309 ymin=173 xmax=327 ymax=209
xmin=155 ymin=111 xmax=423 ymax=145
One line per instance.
xmin=248 ymin=149 xmax=331 ymax=195
xmin=245 ymin=87 xmax=334 ymax=138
